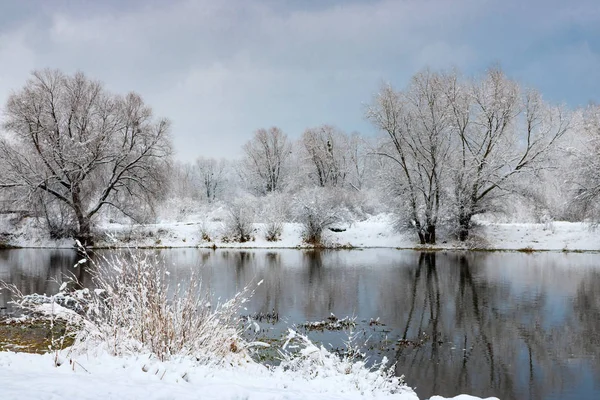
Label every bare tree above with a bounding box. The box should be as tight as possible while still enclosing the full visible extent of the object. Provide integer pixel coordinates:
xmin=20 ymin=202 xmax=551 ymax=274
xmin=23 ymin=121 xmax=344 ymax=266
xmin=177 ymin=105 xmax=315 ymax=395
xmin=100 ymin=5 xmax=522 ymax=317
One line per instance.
xmin=195 ymin=157 xmax=227 ymax=203
xmin=0 ymin=69 xmax=172 ymax=243
xmin=347 ymin=132 xmax=371 ymax=191
xmin=366 ymin=70 xmax=452 ymax=244
xmin=367 ymin=67 xmax=571 ymax=244
xmin=300 ymin=125 xmax=350 ymax=188
xmin=168 ymin=161 xmax=201 ymax=200
xmin=240 ymin=127 xmax=291 ymax=195
xmin=444 ymin=68 xmax=571 ymax=240
xmin=571 ymin=104 xmax=600 ymax=220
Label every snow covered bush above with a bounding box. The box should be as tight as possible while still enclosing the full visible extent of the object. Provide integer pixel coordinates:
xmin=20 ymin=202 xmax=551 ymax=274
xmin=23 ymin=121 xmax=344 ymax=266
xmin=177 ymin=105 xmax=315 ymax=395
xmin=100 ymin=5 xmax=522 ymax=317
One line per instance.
xmin=7 ymin=249 xmax=256 ymax=364
xmin=198 ymin=218 xmax=213 ymax=242
xmin=278 ymin=329 xmax=409 ymax=395
xmin=81 ymin=250 xmax=256 ymax=362
xmin=264 ymin=218 xmax=284 ymax=242
xmin=293 ymin=188 xmax=348 ymax=245
xmin=260 ymin=193 xmax=290 ymax=242
xmin=223 ymin=197 xmax=256 ymax=242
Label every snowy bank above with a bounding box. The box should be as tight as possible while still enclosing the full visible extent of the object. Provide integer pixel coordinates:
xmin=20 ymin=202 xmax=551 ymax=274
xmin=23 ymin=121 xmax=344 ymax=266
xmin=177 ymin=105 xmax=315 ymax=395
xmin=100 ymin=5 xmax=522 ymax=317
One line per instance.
xmin=3 ymin=213 xmax=600 ymax=251
xmin=0 ymin=350 xmax=412 ymax=400
xmin=0 ymin=350 xmax=498 ymax=400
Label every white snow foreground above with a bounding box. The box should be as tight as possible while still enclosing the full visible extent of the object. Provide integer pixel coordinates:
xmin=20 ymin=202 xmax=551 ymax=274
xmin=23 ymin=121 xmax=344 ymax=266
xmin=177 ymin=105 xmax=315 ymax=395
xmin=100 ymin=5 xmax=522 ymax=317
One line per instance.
xmin=0 ymin=343 xmax=420 ymax=400
xmin=0 ymin=349 xmax=498 ymax=400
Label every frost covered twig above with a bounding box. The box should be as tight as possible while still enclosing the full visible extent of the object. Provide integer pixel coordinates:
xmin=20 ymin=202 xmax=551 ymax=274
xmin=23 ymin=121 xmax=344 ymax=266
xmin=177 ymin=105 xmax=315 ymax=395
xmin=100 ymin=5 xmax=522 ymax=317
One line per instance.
xmin=278 ymin=329 xmax=407 ymax=395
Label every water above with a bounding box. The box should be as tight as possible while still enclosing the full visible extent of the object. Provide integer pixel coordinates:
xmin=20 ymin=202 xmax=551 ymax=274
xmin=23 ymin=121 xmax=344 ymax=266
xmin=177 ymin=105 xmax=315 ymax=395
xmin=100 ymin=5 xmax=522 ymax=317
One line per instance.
xmin=1 ymin=248 xmax=599 ymax=400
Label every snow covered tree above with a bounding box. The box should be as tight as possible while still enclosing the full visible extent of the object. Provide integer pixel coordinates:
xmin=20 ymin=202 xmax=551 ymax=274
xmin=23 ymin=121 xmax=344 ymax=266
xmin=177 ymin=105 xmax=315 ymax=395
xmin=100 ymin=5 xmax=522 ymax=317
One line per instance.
xmin=240 ymin=127 xmax=292 ymax=195
xmin=366 ymin=70 xmax=453 ymax=244
xmin=168 ymin=161 xmax=201 ymax=200
xmin=346 ymin=132 xmax=371 ymax=191
xmin=444 ymin=68 xmax=571 ymax=240
xmin=571 ymin=105 xmax=600 ymax=220
xmin=368 ymin=67 xmax=571 ymax=244
xmin=195 ymin=157 xmax=227 ymax=203
xmin=300 ymin=125 xmax=350 ymax=188
xmin=0 ymin=69 xmax=172 ymax=243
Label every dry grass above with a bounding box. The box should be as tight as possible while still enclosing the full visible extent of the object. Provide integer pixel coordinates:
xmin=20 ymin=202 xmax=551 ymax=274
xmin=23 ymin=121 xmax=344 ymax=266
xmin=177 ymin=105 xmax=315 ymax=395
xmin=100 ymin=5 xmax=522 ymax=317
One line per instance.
xmin=75 ymin=248 xmax=255 ymax=363
xmin=4 ymin=246 xmax=257 ymax=364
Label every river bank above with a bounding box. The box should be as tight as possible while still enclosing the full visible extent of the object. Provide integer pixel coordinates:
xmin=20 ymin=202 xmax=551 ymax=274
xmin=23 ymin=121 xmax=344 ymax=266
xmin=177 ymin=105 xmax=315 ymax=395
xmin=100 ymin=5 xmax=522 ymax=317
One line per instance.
xmin=2 ymin=213 xmax=599 ymax=252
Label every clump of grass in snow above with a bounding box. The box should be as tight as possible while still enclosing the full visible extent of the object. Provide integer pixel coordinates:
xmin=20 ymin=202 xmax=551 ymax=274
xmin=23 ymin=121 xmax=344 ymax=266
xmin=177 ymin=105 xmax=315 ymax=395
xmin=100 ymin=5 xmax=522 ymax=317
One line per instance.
xmin=517 ymin=246 xmax=535 ymax=253
xmin=299 ymin=313 xmax=356 ymax=331
xmin=5 ymin=245 xmax=260 ymax=364
xmin=278 ymin=329 xmax=408 ymax=395
xmin=78 ymin=247 xmax=261 ymax=363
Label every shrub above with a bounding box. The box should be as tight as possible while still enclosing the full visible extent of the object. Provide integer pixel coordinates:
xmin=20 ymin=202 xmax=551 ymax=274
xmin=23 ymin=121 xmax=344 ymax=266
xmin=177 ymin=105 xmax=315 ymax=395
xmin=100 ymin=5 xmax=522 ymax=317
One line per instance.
xmin=224 ymin=198 xmax=255 ymax=242
xmin=293 ymin=188 xmax=347 ymax=245
xmin=261 ymin=193 xmax=289 ymax=242
xmin=198 ymin=218 xmax=213 ymax=242
xmin=278 ymin=329 xmax=407 ymax=394
xmin=265 ymin=220 xmax=283 ymax=242
xmin=6 ymin=248 xmax=256 ymax=364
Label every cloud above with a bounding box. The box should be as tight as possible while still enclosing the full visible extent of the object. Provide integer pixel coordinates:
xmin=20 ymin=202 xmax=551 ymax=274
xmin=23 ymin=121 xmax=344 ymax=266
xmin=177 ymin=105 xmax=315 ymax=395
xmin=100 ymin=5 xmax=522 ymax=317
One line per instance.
xmin=0 ymin=0 xmax=598 ymax=160
xmin=39 ymin=0 xmax=487 ymax=159
xmin=0 ymin=25 xmax=37 ymax=123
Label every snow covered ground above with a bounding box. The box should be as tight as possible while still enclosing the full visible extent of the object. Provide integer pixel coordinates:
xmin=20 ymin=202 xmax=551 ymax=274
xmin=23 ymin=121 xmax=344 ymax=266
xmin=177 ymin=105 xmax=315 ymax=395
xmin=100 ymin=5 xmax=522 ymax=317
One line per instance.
xmin=3 ymin=212 xmax=599 ymax=252
xmin=0 ymin=349 xmax=497 ymax=400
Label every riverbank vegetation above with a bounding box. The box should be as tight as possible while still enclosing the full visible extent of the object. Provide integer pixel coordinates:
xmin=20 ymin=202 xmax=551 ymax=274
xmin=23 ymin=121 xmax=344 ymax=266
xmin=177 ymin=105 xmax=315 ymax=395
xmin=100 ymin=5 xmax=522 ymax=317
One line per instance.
xmin=0 ymin=67 xmax=599 ymax=250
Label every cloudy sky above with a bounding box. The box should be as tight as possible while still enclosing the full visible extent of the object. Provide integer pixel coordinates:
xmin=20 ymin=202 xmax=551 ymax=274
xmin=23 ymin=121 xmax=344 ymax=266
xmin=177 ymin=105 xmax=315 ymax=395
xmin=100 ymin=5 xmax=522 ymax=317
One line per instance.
xmin=1 ymin=0 xmax=599 ymax=161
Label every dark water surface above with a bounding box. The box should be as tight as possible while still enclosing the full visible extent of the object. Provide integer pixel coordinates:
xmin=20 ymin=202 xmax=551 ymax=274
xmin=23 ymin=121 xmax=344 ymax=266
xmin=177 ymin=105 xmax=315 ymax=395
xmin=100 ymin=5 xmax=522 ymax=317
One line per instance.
xmin=1 ymin=248 xmax=599 ymax=400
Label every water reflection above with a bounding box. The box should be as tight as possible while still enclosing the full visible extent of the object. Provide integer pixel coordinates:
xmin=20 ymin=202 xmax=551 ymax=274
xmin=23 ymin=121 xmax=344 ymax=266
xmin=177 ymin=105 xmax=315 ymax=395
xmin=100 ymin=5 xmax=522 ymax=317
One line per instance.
xmin=0 ymin=248 xmax=599 ymax=400
xmin=0 ymin=249 xmax=86 ymax=315
xmin=392 ymin=252 xmax=600 ymax=400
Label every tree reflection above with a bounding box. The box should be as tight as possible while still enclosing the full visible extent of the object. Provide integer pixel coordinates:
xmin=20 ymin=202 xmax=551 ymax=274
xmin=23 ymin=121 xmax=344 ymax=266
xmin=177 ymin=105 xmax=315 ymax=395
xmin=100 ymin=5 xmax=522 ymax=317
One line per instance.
xmin=0 ymin=249 xmax=86 ymax=316
xmin=573 ymin=271 xmax=600 ymax=380
xmin=392 ymin=252 xmax=598 ymax=400
xmin=258 ymin=252 xmax=283 ymax=315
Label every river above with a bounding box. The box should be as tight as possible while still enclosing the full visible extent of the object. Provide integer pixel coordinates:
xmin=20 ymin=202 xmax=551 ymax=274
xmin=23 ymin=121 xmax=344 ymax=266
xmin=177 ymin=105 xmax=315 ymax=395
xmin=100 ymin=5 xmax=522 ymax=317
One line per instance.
xmin=1 ymin=248 xmax=599 ymax=400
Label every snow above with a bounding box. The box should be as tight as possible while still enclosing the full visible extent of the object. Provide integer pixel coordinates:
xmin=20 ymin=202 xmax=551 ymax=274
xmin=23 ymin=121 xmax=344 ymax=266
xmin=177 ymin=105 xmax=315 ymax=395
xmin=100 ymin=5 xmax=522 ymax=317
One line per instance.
xmin=0 ymin=347 xmax=414 ymax=400
xmin=472 ymin=220 xmax=600 ymax=251
xmin=0 ymin=349 xmax=496 ymax=400
xmin=4 ymin=212 xmax=600 ymax=251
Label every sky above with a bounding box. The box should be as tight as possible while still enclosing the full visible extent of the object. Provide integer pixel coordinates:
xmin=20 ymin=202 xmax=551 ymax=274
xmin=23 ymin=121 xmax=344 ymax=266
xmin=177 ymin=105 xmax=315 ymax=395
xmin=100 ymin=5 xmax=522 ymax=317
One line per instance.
xmin=0 ymin=0 xmax=599 ymax=161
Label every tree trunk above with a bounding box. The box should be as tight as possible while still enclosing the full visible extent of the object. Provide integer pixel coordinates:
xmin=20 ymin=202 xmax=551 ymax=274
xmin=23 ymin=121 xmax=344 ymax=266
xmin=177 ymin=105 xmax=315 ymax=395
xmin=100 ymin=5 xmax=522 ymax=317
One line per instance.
xmin=417 ymin=224 xmax=436 ymax=245
xmin=424 ymin=224 xmax=436 ymax=244
xmin=457 ymin=213 xmax=473 ymax=241
xmin=75 ymin=214 xmax=93 ymax=247
xmin=72 ymin=188 xmax=93 ymax=247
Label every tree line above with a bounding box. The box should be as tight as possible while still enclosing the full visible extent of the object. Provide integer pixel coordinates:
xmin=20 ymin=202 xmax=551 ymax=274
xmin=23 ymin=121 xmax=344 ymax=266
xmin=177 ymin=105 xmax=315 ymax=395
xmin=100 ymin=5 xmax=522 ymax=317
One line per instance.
xmin=0 ymin=68 xmax=598 ymax=245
